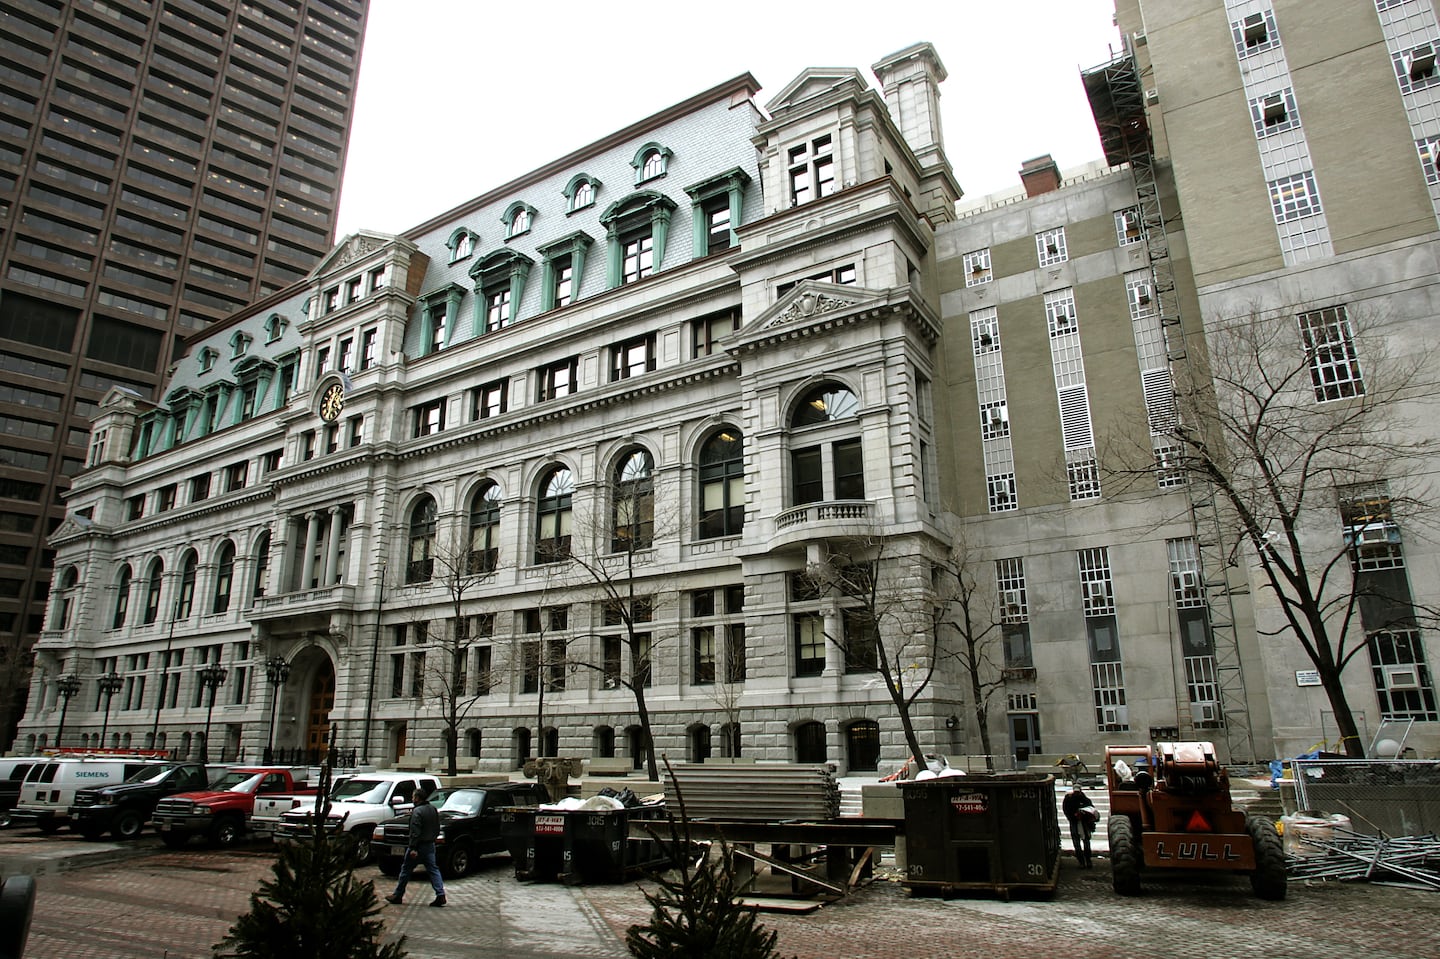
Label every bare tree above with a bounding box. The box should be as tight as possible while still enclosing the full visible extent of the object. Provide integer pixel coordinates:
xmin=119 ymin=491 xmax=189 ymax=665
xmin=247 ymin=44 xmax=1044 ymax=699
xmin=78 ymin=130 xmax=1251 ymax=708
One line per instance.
xmin=406 ymin=520 xmax=501 ymax=776
xmin=1160 ymin=303 xmax=1436 ymax=757
xmin=930 ymin=539 xmax=1008 ymax=770
xmin=560 ymin=449 xmax=679 ymax=782
xmin=803 ymin=539 xmax=959 ymax=768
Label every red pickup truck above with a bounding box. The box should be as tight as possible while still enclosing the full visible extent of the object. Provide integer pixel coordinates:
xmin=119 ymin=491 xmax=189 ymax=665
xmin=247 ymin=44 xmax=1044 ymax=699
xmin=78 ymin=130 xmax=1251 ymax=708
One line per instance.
xmin=151 ymin=767 xmax=313 ymax=848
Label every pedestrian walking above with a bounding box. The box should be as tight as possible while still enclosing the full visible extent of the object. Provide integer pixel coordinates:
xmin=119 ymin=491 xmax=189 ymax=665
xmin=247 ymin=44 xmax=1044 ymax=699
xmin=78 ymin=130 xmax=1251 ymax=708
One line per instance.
xmin=1062 ymin=783 xmax=1097 ymax=868
xmin=385 ymin=786 xmax=446 ymax=907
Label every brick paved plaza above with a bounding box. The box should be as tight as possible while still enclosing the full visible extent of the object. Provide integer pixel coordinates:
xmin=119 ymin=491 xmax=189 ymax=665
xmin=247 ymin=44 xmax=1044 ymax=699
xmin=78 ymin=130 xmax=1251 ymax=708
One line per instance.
xmin=3 ymin=830 xmax=1436 ymax=959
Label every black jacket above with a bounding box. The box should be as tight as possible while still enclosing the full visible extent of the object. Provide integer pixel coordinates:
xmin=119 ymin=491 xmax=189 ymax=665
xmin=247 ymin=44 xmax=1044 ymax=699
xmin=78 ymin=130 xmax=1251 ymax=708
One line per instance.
xmin=408 ymin=800 xmax=440 ymax=845
xmin=1062 ymin=789 xmax=1095 ymax=824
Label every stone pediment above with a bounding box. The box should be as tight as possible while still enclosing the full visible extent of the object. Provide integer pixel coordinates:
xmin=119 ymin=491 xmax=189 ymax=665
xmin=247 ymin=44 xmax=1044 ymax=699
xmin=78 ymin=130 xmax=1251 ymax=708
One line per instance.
xmin=747 ymin=280 xmax=886 ymax=335
xmin=99 ymin=386 xmax=149 ymax=412
xmin=765 ymin=67 xmax=867 ymax=115
xmin=51 ymin=515 xmax=95 ymax=542
xmin=312 ymin=230 xmax=400 ymax=278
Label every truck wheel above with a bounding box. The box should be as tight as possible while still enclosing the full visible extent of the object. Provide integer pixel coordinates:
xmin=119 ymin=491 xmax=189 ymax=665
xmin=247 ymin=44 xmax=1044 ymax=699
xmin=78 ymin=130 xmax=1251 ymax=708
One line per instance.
xmin=1107 ymin=814 xmax=1142 ymax=896
xmin=213 ymin=817 xmax=243 ymax=848
xmin=349 ymin=827 xmax=373 ymax=865
xmin=1247 ymin=816 xmax=1287 ymax=901
xmin=160 ymin=831 xmax=189 ymax=849
xmin=446 ymin=840 xmax=473 ymax=878
xmin=377 ymin=858 xmax=401 ymax=878
xmin=113 ymin=810 xmax=145 ymax=841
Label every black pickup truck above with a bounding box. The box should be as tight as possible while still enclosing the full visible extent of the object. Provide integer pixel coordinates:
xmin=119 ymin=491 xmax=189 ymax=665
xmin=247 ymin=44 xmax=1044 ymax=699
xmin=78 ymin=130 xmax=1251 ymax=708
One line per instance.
xmin=373 ymin=782 xmax=548 ymax=878
xmin=70 ymin=762 xmax=210 ymax=840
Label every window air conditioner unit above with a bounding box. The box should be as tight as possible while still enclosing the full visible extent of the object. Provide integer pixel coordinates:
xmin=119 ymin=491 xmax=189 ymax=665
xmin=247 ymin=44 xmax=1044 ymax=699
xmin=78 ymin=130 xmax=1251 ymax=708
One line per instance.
xmin=1261 ymin=93 xmax=1286 ymax=123
xmin=1103 ymin=705 xmax=1128 ymax=727
xmin=1056 ymin=311 xmax=1074 ymax=327
xmin=1384 ymin=665 xmax=1421 ymax=691
xmin=1132 ymin=31 xmax=1148 ymax=48
xmin=1356 ymin=524 xmax=1390 ymax=546
xmin=1122 ymin=212 xmax=1141 ymax=237
xmin=1242 ymin=13 xmax=1267 ymax=45
xmin=1179 ymin=570 xmax=1201 ymax=591
xmin=1002 ymin=589 xmax=1023 ymax=609
xmin=1132 ymin=284 xmax=1153 ymax=306
xmin=1084 ymin=582 xmax=1111 ymax=606
xmin=978 ymin=332 xmax=994 ymax=347
xmin=1045 ymin=241 xmax=1059 ymax=255
xmin=1145 ymin=89 xmax=1160 ymax=106
xmin=988 ymin=408 xmax=1005 ymax=426
xmin=1191 ymin=701 xmax=1220 ymax=724
xmin=1409 ymin=43 xmax=1436 ymax=80
xmin=971 ymin=261 xmax=988 ymax=274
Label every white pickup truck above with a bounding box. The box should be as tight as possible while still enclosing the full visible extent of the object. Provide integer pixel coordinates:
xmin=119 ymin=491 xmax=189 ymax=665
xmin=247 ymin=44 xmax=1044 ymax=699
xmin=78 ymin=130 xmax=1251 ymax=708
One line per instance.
xmin=249 ymin=774 xmax=351 ymax=841
xmin=273 ymin=772 xmax=440 ymax=863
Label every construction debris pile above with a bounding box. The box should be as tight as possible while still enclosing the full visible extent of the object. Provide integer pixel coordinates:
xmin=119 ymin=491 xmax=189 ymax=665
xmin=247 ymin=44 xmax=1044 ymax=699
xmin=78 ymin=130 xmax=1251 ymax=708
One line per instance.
xmin=663 ymin=763 xmax=841 ymax=820
xmin=1287 ymin=826 xmax=1440 ymax=890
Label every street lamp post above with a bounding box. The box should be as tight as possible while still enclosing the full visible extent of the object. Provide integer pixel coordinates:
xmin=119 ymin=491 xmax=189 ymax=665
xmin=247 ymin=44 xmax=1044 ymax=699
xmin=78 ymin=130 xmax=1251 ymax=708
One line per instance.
xmin=54 ymin=674 xmax=81 ymax=748
xmin=264 ymin=657 xmax=291 ymax=762
xmin=197 ymin=663 xmax=228 ymax=763
xmin=97 ymin=672 xmax=124 ymax=748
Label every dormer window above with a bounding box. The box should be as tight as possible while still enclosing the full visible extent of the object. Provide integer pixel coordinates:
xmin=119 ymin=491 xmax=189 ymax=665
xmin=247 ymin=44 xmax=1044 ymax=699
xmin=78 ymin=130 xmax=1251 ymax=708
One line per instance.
xmin=447 ymin=228 xmax=477 ymax=263
xmin=632 ymin=143 xmax=672 ymax=185
xmin=199 ymin=347 xmax=219 ymax=373
xmin=229 ymin=331 xmax=251 ymax=358
xmin=503 ymin=202 xmax=536 ymax=240
xmin=565 ymin=173 xmax=601 ymax=213
xmin=264 ymin=313 xmax=287 ymax=343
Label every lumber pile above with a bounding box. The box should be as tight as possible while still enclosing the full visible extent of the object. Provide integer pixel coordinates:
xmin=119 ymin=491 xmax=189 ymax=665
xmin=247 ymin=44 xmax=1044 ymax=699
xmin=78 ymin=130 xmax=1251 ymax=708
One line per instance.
xmin=663 ymin=763 xmax=841 ymax=820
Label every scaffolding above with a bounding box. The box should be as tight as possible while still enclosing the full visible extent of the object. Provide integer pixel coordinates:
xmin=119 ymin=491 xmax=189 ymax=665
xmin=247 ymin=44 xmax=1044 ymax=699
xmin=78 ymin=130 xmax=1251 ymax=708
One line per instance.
xmin=1081 ymin=43 xmax=1256 ymax=763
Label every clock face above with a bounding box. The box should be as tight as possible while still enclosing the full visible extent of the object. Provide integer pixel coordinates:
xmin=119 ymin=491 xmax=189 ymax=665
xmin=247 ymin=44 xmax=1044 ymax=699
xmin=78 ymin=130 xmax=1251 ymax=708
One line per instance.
xmin=319 ymin=383 xmax=345 ymax=422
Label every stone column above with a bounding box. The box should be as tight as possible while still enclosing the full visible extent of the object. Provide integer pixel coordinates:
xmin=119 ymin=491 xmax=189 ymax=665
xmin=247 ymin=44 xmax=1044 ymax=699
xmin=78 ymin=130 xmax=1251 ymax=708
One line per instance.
xmin=322 ymin=507 xmax=343 ymax=586
xmin=300 ymin=511 xmax=320 ymax=590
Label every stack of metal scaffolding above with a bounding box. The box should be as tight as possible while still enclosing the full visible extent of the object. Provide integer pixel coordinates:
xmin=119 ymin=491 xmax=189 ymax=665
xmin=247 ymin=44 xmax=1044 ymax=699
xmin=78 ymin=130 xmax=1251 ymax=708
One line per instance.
xmin=1287 ymin=826 xmax=1440 ymax=889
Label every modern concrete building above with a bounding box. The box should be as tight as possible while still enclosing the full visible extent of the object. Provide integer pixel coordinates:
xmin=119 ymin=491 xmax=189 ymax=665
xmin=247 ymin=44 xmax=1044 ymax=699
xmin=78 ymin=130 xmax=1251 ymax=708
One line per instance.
xmin=1092 ymin=0 xmax=1440 ymax=757
xmin=0 ymin=0 xmax=371 ymax=744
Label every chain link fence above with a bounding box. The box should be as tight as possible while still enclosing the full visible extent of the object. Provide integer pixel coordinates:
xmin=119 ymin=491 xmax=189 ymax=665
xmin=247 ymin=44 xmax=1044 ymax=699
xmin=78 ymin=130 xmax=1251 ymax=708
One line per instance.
xmin=1291 ymin=758 xmax=1440 ymax=837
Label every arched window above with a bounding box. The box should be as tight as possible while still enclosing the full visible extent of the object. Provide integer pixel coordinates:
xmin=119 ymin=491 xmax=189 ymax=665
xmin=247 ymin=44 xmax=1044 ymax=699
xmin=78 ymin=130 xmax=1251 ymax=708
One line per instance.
xmin=611 ymin=449 xmax=653 ymax=552
xmin=565 ymin=172 xmax=601 ymax=213
xmin=541 ymin=726 xmax=559 ymax=758
xmin=467 ymin=482 xmax=501 ymax=574
xmin=573 ymin=180 xmax=593 ymax=209
xmin=512 ymin=727 xmax=531 ymax=770
xmin=791 ymin=383 xmax=859 ymax=427
xmin=112 ymin=564 xmax=132 ymax=629
xmin=795 ymin=720 xmax=827 ymax=764
xmin=625 ymin=724 xmax=647 ymax=770
xmin=697 ymin=429 xmax=744 ymax=538
xmin=465 ymin=727 xmax=482 ymax=759
xmin=790 ymin=383 xmax=864 ymax=505
xmin=56 ymin=566 xmax=78 ymax=629
xmin=251 ymin=530 xmax=271 ymax=602
xmin=845 ymin=719 xmax=881 ymax=772
xmin=594 ymin=725 xmax=615 ymax=758
xmin=535 ymin=467 xmax=573 ymax=563
xmin=212 ymin=541 xmax=235 ymax=614
xmin=407 ymin=496 xmax=437 ymax=583
xmin=175 ymin=550 xmax=198 ymax=618
xmin=632 ymin=143 xmax=672 ymax=183
xmin=143 ymin=559 xmax=164 ymax=624
xmin=504 ymin=202 xmax=535 ymax=239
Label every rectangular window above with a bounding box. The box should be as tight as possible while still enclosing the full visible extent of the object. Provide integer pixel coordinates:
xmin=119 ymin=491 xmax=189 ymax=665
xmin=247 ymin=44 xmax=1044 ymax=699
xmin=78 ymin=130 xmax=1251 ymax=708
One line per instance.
xmin=359 ymin=328 xmax=376 ymax=369
xmin=484 ymin=285 xmax=511 ymax=332
xmin=725 ymin=623 xmax=747 ymax=683
xmin=794 ymin=613 xmax=825 ymax=676
xmin=1268 ymin=171 xmax=1322 ymax=223
xmin=703 ymin=196 xmax=732 ymax=255
xmin=536 ymin=357 xmax=578 ymax=402
xmin=788 ymin=134 xmax=835 ymax=207
xmin=412 ymin=398 xmax=446 ymax=437
xmin=1114 ymin=208 xmax=1143 ymax=245
xmin=409 ymin=652 xmax=426 ymax=698
xmin=843 ymin=609 xmax=878 ymax=673
xmin=833 ymin=438 xmax=864 ymax=499
xmin=792 ymin=447 xmax=823 ymax=505
xmin=316 ymin=345 xmax=330 ymax=375
xmin=1036 ymin=226 xmax=1068 ymax=266
xmin=336 ymin=337 xmax=353 ymax=372
xmin=158 ymin=483 xmax=176 ymax=511
xmin=1298 ymin=305 xmax=1364 ymax=402
xmin=692 ymin=626 xmax=715 ymax=685
xmin=261 ymin=449 xmax=282 ymax=474
xmin=633 ymin=633 xmax=652 ymax=688
xmin=471 ymin=380 xmax=508 ymax=420
xmin=224 ymin=461 xmax=247 ymax=492
xmin=1417 ymin=135 xmax=1440 ymax=185
xmin=963 ymin=248 xmax=991 ymax=286
xmin=622 ymin=232 xmax=654 ymax=284
xmin=345 ymin=276 xmax=363 ymax=303
xmin=602 ymin=636 xmax=622 ymax=689
xmin=347 ymin=416 xmax=363 ymax=447
xmin=551 ymin=257 xmax=573 ymax=308
xmin=692 ymin=308 xmax=739 ymax=358
xmin=610 ymin=334 xmax=655 ymax=381
xmin=301 ymin=430 xmax=315 ymax=461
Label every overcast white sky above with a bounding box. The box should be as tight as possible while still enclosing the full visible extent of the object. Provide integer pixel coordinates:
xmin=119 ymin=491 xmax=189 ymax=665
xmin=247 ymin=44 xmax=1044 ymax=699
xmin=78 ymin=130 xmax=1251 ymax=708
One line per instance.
xmin=335 ymin=0 xmax=1122 ymax=237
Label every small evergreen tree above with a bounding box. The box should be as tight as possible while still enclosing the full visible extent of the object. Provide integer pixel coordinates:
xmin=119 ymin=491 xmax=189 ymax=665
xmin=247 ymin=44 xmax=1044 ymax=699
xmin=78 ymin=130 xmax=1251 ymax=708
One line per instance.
xmin=214 ymin=757 xmax=405 ymax=959
xmin=625 ymin=760 xmax=790 ymax=959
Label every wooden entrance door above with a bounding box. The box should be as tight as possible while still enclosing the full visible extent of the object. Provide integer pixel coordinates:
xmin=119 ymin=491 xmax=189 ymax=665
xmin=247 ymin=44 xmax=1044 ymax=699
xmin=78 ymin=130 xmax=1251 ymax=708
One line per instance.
xmin=304 ymin=658 xmax=335 ymax=755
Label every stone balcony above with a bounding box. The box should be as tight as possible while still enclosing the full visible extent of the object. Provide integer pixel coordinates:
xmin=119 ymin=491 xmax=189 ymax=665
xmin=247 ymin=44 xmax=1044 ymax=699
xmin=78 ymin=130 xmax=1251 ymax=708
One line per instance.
xmin=770 ymin=499 xmax=876 ymax=551
xmin=247 ymin=584 xmax=358 ymax=636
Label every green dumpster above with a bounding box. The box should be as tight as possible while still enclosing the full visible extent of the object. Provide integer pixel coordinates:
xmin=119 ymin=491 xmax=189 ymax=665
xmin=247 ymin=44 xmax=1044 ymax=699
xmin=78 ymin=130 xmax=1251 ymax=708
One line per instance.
xmin=899 ymin=773 xmax=1060 ymax=899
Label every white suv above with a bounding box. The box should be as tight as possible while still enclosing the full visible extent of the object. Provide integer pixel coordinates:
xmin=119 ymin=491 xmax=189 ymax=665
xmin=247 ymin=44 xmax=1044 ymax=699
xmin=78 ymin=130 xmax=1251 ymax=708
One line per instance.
xmin=273 ymin=772 xmax=440 ymax=863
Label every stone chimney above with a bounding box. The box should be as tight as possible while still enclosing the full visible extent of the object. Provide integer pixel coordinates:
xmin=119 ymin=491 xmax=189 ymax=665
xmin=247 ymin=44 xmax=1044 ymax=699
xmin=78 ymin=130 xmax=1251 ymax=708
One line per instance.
xmin=1019 ymin=155 xmax=1062 ymax=197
